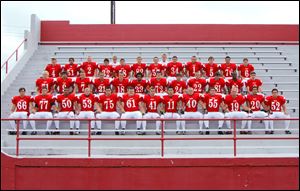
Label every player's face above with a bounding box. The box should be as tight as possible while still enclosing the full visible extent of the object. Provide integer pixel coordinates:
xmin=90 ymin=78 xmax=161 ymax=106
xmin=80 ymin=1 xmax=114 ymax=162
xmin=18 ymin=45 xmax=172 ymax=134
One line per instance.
xmin=168 ymin=88 xmax=174 ymax=96
xmin=105 ymin=88 xmax=112 ymax=96
xmin=243 ymin=60 xmax=248 ymax=65
xmin=120 ymin=60 xmax=125 ymax=65
xmin=272 ymin=91 xmax=278 ymax=97
xmin=187 ymin=87 xmax=194 ymax=95
xmin=99 ymin=73 xmax=104 ymax=79
xmin=172 ymin=57 xmax=177 ymax=62
xmin=87 ymin=56 xmax=92 ymax=62
xmin=215 ymin=75 xmax=220 ymax=80
xmin=153 ymin=57 xmax=159 ymax=63
xmin=231 ymin=88 xmax=238 ymax=96
xmin=19 ymin=90 xmax=26 ymax=97
xmin=191 ymin=57 xmax=197 ymax=62
xmin=42 ymin=88 xmax=48 ymax=95
xmin=149 ymin=88 xmax=155 ymax=96
xmin=208 ymin=58 xmax=214 ymax=64
xmin=113 ymin=56 xmax=117 ymax=62
xmin=84 ymin=88 xmax=90 ymax=95
xmin=251 ymin=73 xmax=256 ymax=79
xmin=209 ymin=88 xmax=216 ymax=95
xmin=137 ymin=75 xmax=142 ymax=81
xmin=80 ymin=72 xmax=85 ymax=78
xmin=162 ymin=54 xmax=167 ymax=60
xmin=69 ymin=59 xmax=74 ymax=64
xmin=252 ymin=88 xmax=258 ymax=94
xmin=225 ymin=58 xmax=231 ymax=63
xmin=232 ymin=72 xmax=237 ymax=79
xmin=176 ymin=76 xmax=181 ymax=81
xmin=128 ymin=89 xmax=134 ymax=96
xmin=195 ymin=72 xmax=201 ymax=78
xmin=119 ymin=73 xmax=124 ymax=79
xmin=104 ymin=61 xmax=109 ymax=65
xmin=62 ymin=73 xmax=67 ymax=78
xmin=156 ymin=72 xmax=162 ymax=78
xmin=137 ymin=57 xmax=142 ymax=63
xmin=63 ymin=89 xmax=69 ymax=96
xmin=42 ymin=72 xmax=49 ymax=79
xmin=51 ymin=59 xmax=57 ymax=64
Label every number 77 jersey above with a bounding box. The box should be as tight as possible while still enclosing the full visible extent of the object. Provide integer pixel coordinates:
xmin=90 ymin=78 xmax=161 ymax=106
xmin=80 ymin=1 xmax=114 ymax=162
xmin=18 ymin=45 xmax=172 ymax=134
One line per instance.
xmin=32 ymin=94 xmax=56 ymax=112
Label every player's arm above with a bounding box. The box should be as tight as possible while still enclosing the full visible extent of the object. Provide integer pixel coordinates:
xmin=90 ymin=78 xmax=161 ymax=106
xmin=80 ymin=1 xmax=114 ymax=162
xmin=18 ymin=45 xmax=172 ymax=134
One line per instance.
xmin=76 ymin=103 xmax=81 ymax=115
xmin=177 ymin=100 xmax=183 ymax=111
xmin=117 ymin=101 xmax=125 ymax=113
xmin=98 ymin=103 xmax=103 ymax=113
xmin=94 ymin=102 xmax=101 ymax=113
xmin=282 ymin=104 xmax=288 ymax=115
xmin=242 ymin=103 xmax=250 ymax=113
xmin=74 ymin=84 xmax=78 ymax=94
xmin=10 ymin=104 xmax=16 ymax=113
xmin=246 ymin=86 xmax=251 ymax=94
xmin=261 ymin=102 xmax=268 ymax=111
xmin=139 ymin=102 xmax=146 ymax=114
xmin=221 ymin=102 xmax=229 ymax=112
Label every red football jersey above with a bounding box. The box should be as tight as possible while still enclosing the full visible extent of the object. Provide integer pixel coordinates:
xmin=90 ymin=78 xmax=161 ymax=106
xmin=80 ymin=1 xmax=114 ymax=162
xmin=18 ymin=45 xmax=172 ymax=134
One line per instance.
xmin=162 ymin=94 xmax=181 ymax=113
xmin=246 ymin=79 xmax=263 ymax=91
xmin=93 ymin=78 xmax=110 ymax=93
xmin=99 ymin=94 xmax=118 ymax=112
xmin=98 ymin=64 xmax=113 ymax=78
xmin=238 ymin=64 xmax=254 ymax=78
xmin=36 ymin=78 xmax=54 ymax=93
xmin=150 ymin=78 xmax=167 ymax=93
xmin=264 ymin=95 xmax=286 ymax=112
xmin=187 ymin=78 xmax=207 ymax=93
xmin=132 ymin=63 xmax=147 ymax=76
xmin=56 ymin=93 xmax=77 ymax=112
xmin=204 ymin=63 xmax=219 ymax=77
xmin=208 ymin=77 xmax=226 ymax=93
xmin=32 ymin=94 xmax=55 ymax=112
xmin=185 ymin=62 xmax=203 ymax=77
xmin=148 ymin=63 xmax=164 ymax=77
xmin=224 ymin=94 xmax=245 ymax=112
xmin=112 ymin=78 xmax=129 ymax=93
xmin=45 ymin=64 xmax=62 ymax=78
xmin=64 ymin=63 xmax=79 ymax=77
xmin=202 ymin=93 xmax=223 ymax=112
xmin=246 ymin=94 xmax=265 ymax=111
xmin=169 ymin=80 xmax=187 ymax=94
xmin=226 ymin=79 xmax=243 ymax=93
xmin=166 ymin=62 xmax=183 ymax=77
xmin=120 ymin=94 xmax=142 ymax=112
xmin=130 ymin=79 xmax=149 ymax=93
xmin=220 ymin=63 xmax=237 ymax=77
xmin=114 ymin=65 xmax=132 ymax=78
xmin=55 ymin=77 xmax=73 ymax=94
xmin=182 ymin=93 xmax=201 ymax=112
xmin=78 ymin=94 xmax=98 ymax=112
xmin=12 ymin=95 xmax=32 ymax=113
xmin=80 ymin=62 xmax=97 ymax=77
xmin=143 ymin=94 xmax=163 ymax=113
xmin=75 ymin=77 xmax=91 ymax=93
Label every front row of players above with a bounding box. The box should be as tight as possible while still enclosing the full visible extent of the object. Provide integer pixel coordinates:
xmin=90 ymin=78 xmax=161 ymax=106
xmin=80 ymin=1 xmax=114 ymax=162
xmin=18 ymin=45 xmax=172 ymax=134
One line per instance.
xmin=9 ymin=85 xmax=291 ymax=135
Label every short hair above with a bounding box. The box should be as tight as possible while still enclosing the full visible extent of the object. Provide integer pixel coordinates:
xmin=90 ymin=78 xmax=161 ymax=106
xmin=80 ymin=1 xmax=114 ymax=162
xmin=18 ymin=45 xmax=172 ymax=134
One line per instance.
xmin=215 ymin=72 xmax=221 ymax=76
xmin=208 ymin=56 xmax=214 ymax=60
xmin=127 ymin=86 xmax=134 ymax=90
xmin=103 ymin=58 xmax=109 ymax=62
xmin=136 ymin=56 xmax=142 ymax=59
xmin=136 ymin=72 xmax=143 ymax=77
xmin=105 ymin=86 xmax=112 ymax=90
xmin=191 ymin=55 xmax=197 ymax=58
xmin=120 ymin=58 xmax=125 ymax=62
xmin=51 ymin=58 xmax=57 ymax=61
xmin=167 ymin=86 xmax=174 ymax=90
xmin=153 ymin=56 xmax=159 ymax=59
xmin=69 ymin=57 xmax=74 ymax=61
xmin=156 ymin=71 xmax=162 ymax=74
xmin=19 ymin=87 xmax=26 ymax=92
xmin=176 ymin=73 xmax=182 ymax=77
xmin=172 ymin=56 xmax=178 ymax=59
xmin=61 ymin=71 xmax=68 ymax=75
xmin=252 ymin=86 xmax=258 ymax=90
xmin=272 ymin=88 xmax=279 ymax=93
xmin=250 ymin=71 xmax=256 ymax=75
xmin=42 ymin=86 xmax=48 ymax=90
xmin=225 ymin=56 xmax=231 ymax=59
xmin=243 ymin=58 xmax=248 ymax=61
xmin=209 ymin=87 xmax=216 ymax=91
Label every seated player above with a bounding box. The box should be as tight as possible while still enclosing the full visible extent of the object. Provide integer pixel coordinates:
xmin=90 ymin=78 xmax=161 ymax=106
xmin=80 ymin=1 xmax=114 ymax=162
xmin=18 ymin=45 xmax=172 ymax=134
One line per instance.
xmin=55 ymin=71 xmax=73 ymax=94
xmin=132 ymin=56 xmax=147 ymax=77
xmin=64 ymin=57 xmax=79 ymax=79
xmin=226 ymin=71 xmax=243 ymax=93
xmin=79 ymin=56 xmax=98 ymax=78
xmin=161 ymin=87 xmax=183 ymax=135
xmin=92 ymin=71 xmax=111 ymax=95
xmin=168 ymin=73 xmax=187 ymax=95
xmin=142 ymin=87 xmax=164 ymax=135
xmin=110 ymin=55 xmax=120 ymax=67
xmin=130 ymin=72 xmax=149 ymax=94
xmin=204 ymin=56 xmax=220 ymax=78
xmin=207 ymin=72 xmax=226 ymax=95
xmin=187 ymin=71 xmax=207 ymax=94
xmin=223 ymin=87 xmax=248 ymax=134
xmin=246 ymin=86 xmax=269 ymax=134
xmin=181 ymin=87 xmax=204 ymax=134
xmin=75 ymin=87 xmax=100 ymax=135
xmin=74 ymin=71 xmax=92 ymax=94
xmin=119 ymin=86 xmax=144 ymax=135
xmin=113 ymin=58 xmax=131 ymax=78
xmin=264 ymin=88 xmax=291 ymax=134
xmin=45 ymin=58 xmax=62 ymax=78
xmin=238 ymin=58 xmax=254 ymax=82
xmin=149 ymin=71 xmax=167 ymax=96
xmin=147 ymin=57 xmax=165 ymax=77
xmin=166 ymin=56 xmax=183 ymax=83
xmin=220 ymin=56 xmax=237 ymax=80
xmin=246 ymin=71 xmax=263 ymax=94
xmin=185 ymin=56 xmax=203 ymax=77
xmin=202 ymin=87 xmax=225 ymax=135
xmin=36 ymin=71 xmax=55 ymax=94
xmin=29 ymin=87 xmax=56 ymax=135
xmin=97 ymin=58 xmax=114 ymax=78
xmin=96 ymin=87 xmax=121 ymax=135
xmin=54 ymin=88 xmax=77 ymax=135
xmin=9 ymin=88 xmax=32 ymax=135
xmin=112 ymin=72 xmax=130 ymax=94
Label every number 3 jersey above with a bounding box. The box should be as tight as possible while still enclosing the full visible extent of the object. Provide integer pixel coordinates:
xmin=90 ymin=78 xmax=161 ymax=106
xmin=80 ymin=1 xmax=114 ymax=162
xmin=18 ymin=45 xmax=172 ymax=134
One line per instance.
xmin=11 ymin=95 xmax=32 ymax=113
xmin=56 ymin=93 xmax=77 ymax=112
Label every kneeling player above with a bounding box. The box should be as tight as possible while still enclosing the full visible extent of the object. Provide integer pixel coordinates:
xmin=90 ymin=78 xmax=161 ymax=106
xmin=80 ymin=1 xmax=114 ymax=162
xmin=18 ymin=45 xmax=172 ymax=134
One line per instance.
xmin=181 ymin=87 xmax=203 ymax=134
xmin=96 ymin=87 xmax=121 ymax=135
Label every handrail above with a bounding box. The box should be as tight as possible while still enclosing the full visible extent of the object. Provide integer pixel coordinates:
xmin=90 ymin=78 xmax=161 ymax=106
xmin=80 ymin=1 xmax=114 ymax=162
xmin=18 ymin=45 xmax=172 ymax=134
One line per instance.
xmin=1 ymin=38 xmax=27 ymax=74
xmin=1 ymin=117 xmax=299 ymax=158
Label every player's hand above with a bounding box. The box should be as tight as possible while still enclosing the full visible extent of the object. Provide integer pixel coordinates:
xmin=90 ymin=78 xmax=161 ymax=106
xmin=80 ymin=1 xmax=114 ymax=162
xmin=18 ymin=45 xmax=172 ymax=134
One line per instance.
xmin=284 ymin=111 xmax=288 ymax=115
xmin=121 ymin=109 xmax=125 ymax=113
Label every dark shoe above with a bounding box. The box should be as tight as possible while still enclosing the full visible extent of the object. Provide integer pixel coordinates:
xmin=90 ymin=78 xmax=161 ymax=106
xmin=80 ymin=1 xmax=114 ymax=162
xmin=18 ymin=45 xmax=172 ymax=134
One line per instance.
xmin=96 ymin=131 xmax=102 ymax=135
xmin=265 ymin=131 xmax=270 ymax=134
xmin=285 ymin=130 xmax=292 ymax=134
xmin=199 ymin=131 xmax=203 ymax=135
xmin=176 ymin=131 xmax=181 ymax=135
xmin=226 ymin=131 xmax=232 ymax=135
xmin=45 ymin=131 xmax=50 ymax=135
xmin=182 ymin=131 xmax=186 ymax=135
xmin=247 ymin=131 xmax=252 ymax=135
xmin=21 ymin=131 xmax=27 ymax=135
xmin=218 ymin=130 xmax=224 ymax=135
xmin=156 ymin=131 xmax=161 ymax=135
xmin=8 ymin=131 xmax=16 ymax=135
xmin=115 ymin=131 xmax=119 ymax=135
xmin=269 ymin=131 xmax=274 ymax=134
xmin=69 ymin=131 xmax=74 ymax=135
xmin=31 ymin=131 xmax=37 ymax=135
xmin=75 ymin=130 xmax=80 ymax=135
xmin=205 ymin=131 xmax=210 ymax=135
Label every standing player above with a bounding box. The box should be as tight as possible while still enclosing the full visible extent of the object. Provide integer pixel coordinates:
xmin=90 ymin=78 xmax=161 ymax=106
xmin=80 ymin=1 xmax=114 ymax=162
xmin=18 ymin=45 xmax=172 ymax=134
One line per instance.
xmin=238 ymin=58 xmax=254 ymax=81
xmin=142 ymin=87 xmax=164 ymax=135
xmin=246 ymin=71 xmax=263 ymax=94
xmin=9 ymin=88 xmax=32 ymax=135
xmin=147 ymin=57 xmax=165 ymax=77
xmin=168 ymin=73 xmax=187 ymax=94
xmin=36 ymin=71 xmax=55 ymax=94
xmin=187 ymin=71 xmax=207 ymax=93
xmin=149 ymin=71 xmax=167 ymax=96
xmin=74 ymin=71 xmax=92 ymax=94
xmin=160 ymin=53 xmax=169 ymax=67
xmin=45 ymin=58 xmax=62 ymax=78
xmin=162 ymin=87 xmax=182 ymax=134
xmin=92 ymin=72 xmax=111 ymax=94
xmin=54 ymin=88 xmax=77 ymax=135
xmin=166 ymin=56 xmax=183 ymax=82
xmin=264 ymin=89 xmax=291 ymax=134
xmin=113 ymin=58 xmax=131 ymax=78
xmin=202 ymin=87 xmax=225 ymax=134
xmin=119 ymin=86 xmax=144 ymax=135
xmin=130 ymin=73 xmax=149 ymax=94
xmin=29 ymin=87 xmax=56 ymax=135
xmin=204 ymin=56 xmax=220 ymax=78
xmin=112 ymin=72 xmax=130 ymax=94
xmin=185 ymin=56 xmax=203 ymax=77
xmin=207 ymin=72 xmax=226 ymax=95
xmin=181 ymin=87 xmax=204 ymax=134
xmin=75 ymin=87 xmax=99 ymax=135
xmin=226 ymin=71 xmax=243 ymax=93
xmin=79 ymin=56 xmax=98 ymax=78
xmin=96 ymin=87 xmax=121 ymax=135
xmin=64 ymin=58 xmax=79 ymax=79
xmin=220 ymin=56 xmax=237 ymax=79
xmin=55 ymin=71 xmax=73 ymax=94
xmin=246 ymin=86 xmax=269 ymax=134
xmin=98 ymin=58 xmax=114 ymax=78
xmin=132 ymin=56 xmax=147 ymax=77
xmin=223 ymin=88 xmax=248 ymax=134
xmin=110 ymin=55 xmax=120 ymax=67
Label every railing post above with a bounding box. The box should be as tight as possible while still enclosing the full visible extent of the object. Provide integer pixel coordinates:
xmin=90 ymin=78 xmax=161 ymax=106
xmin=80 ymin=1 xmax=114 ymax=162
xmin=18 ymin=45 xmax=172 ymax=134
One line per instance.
xmin=233 ymin=119 xmax=237 ymax=157
xmin=16 ymin=120 xmax=20 ymax=157
xmin=16 ymin=49 xmax=18 ymax=61
xmin=5 ymin=61 xmax=8 ymax=74
xmin=161 ymin=118 xmax=164 ymax=158
xmin=88 ymin=119 xmax=91 ymax=158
